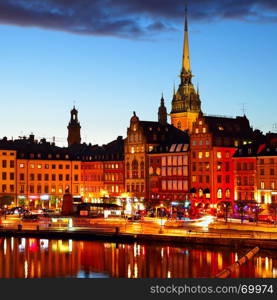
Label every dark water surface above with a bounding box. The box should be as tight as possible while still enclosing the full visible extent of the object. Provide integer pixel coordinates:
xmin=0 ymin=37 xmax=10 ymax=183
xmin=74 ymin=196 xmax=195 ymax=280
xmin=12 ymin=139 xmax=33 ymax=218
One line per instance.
xmin=0 ymin=237 xmax=276 ymax=278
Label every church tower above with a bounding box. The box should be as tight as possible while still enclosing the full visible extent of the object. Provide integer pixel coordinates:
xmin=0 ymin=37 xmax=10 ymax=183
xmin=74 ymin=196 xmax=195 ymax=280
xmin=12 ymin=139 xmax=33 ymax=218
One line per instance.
xmin=67 ymin=106 xmax=81 ymax=146
xmin=158 ymin=94 xmax=167 ymax=125
xmin=170 ymin=6 xmax=201 ymax=133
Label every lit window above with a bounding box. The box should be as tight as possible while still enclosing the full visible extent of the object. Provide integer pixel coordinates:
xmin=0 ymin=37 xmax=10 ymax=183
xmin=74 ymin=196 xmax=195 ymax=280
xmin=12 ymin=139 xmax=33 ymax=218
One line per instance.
xmin=30 ymin=164 xmax=35 ymax=169
xmin=202 ymin=127 xmax=206 ymax=133
xmin=206 ymin=140 xmax=209 ymax=145
xmin=198 ymin=152 xmax=203 ymax=159
xmin=195 ymin=128 xmax=199 ymax=134
xmin=192 ymin=176 xmax=196 ymax=182
xmin=38 ymin=164 xmax=42 ymax=169
xmin=205 ymin=152 xmax=210 ymax=158
xmin=217 ymin=152 xmax=222 ymax=159
xmin=199 ymin=189 xmax=203 ymax=197
xmin=217 ymin=189 xmax=222 ymax=199
xmin=20 ymin=163 xmax=24 ymax=168
xmin=260 ymin=182 xmax=265 ymax=189
xmin=225 ymin=189 xmax=231 ymax=198
xmin=131 ymin=147 xmax=135 ymax=154
xmin=218 ymin=126 xmax=224 ymax=131
xmin=199 ymin=121 xmax=203 ymax=125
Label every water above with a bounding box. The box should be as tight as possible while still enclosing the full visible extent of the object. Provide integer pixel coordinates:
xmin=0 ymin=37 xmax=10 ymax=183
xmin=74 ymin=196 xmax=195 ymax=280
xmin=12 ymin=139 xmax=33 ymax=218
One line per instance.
xmin=0 ymin=237 xmax=276 ymax=278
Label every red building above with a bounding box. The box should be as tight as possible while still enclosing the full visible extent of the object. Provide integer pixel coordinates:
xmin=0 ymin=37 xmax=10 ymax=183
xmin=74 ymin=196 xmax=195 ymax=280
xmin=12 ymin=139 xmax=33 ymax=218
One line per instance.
xmin=148 ymin=143 xmax=189 ymax=211
xmin=189 ymin=115 xmax=254 ymax=210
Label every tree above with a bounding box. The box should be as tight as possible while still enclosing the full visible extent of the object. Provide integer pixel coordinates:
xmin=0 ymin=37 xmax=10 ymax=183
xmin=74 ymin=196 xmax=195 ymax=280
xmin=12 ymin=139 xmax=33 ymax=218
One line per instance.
xmin=219 ymin=201 xmax=232 ymax=223
xmin=235 ymin=200 xmax=249 ymax=224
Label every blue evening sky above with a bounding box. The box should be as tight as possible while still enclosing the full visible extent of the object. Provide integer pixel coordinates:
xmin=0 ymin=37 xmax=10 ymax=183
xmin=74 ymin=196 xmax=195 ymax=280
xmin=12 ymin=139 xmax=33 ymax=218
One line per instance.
xmin=0 ymin=17 xmax=276 ymax=146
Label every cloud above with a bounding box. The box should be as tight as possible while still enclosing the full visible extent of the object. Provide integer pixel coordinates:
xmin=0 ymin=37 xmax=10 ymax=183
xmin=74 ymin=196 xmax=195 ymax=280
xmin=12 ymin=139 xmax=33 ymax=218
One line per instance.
xmin=0 ymin=0 xmax=276 ymax=38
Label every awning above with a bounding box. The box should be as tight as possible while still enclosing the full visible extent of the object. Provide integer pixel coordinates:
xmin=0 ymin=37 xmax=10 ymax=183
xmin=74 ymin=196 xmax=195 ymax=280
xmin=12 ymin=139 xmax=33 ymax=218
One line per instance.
xmin=190 ymin=188 xmax=196 ymax=193
xmin=203 ymin=188 xmax=210 ymax=194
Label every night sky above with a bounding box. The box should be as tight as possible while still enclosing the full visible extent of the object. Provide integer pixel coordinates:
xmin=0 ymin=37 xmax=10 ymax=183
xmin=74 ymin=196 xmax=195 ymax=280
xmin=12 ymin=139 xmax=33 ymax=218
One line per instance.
xmin=0 ymin=0 xmax=276 ymax=146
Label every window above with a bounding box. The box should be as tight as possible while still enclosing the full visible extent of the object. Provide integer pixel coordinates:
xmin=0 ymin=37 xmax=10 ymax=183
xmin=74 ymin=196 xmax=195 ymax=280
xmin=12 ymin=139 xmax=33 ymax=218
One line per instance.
xmin=217 ymin=189 xmax=222 ymax=199
xmin=260 ymin=169 xmax=264 ymax=176
xmin=206 ymin=175 xmax=210 ymax=183
xmin=199 ymin=175 xmax=203 ymax=183
xmin=2 ymin=172 xmax=7 ymax=180
xmin=177 ymin=121 xmax=181 ymax=129
xmin=226 ymin=175 xmax=230 ymax=183
xmin=45 ymin=185 xmax=49 ymax=193
xmin=38 ymin=164 xmax=42 ymax=169
xmin=217 ymin=152 xmax=222 ymax=159
xmin=10 ymin=172 xmax=14 ymax=180
xmin=237 ymin=163 xmax=241 ymax=171
xmin=260 ymin=159 xmax=264 ymax=165
xmin=30 ymin=174 xmax=35 ymax=181
xmin=66 ymin=165 xmax=70 ymax=170
xmin=74 ymin=165 xmax=79 ymax=170
xmin=10 ymin=185 xmax=14 ymax=192
xmin=74 ymin=175 xmax=79 ymax=181
xmin=140 ymin=161 xmax=144 ymax=178
xmin=37 ymin=185 xmax=42 ymax=193
xmin=205 ymin=151 xmax=210 ymax=158
xmin=199 ymin=140 xmax=203 ymax=146
xmin=225 ymin=189 xmax=231 ymax=198
xmin=45 ymin=164 xmax=49 ymax=169
xmin=217 ymin=175 xmax=222 ymax=183
xmin=59 ymin=164 xmax=63 ymax=169
xmin=66 ymin=174 xmax=70 ymax=181
xmin=29 ymin=185 xmax=34 ymax=193
xmin=217 ymin=162 xmax=222 ymax=171
xmin=198 ymin=152 xmax=203 ymax=159
xmin=52 ymin=174 xmax=56 ymax=181
xmin=199 ymin=188 xmax=203 ymax=197
xmin=243 ymin=176 xmax=248 ymax=186
xmin=192 ymin=152 xmax=196 ymax=159
xmin=58 ymin=174 xmax=63 ymax=181
xmin=206 ymin=139 xmax=209 ymax=145
xmin=249 ymin=176 xmax=254 ymax=186
xmin=44 ymin=174 xmax=49 ymax=181
xmin=203 ymin=128 xmax=206 ymax=133
xmin=132 ymin=159 xmax=139 ymax=179
xmin=225 ymin=162 xmax=230 ymax=172
xmin=2 ymin=184 xmax=7 ymax=193
xmin=195 ymin=128 xmax=199 ymax=133
xmin=243 ymin=163 xmax=247 ymax=170
xmin=20 ymin=185 xmax=24 ymax=193
xmin=226 ymin=152 xmax=230 ymax=158
xmin=19 ymin=173 xmax=24 ymax=181
xmin=237 ymin=176 xmax=241 ymax=186
xmin=52 ymin=164 xmax=56 ymax=169
xmin=37 ymin=174 xmax=42 ymax=181
xmin=30 ymin=164 xmax=35 ymax=169
xmin=192 ymin=163 xmax=196 ymax=172
xmin=205 ymin=163 xmax=210 ymax=170
xmin=192 ymin=176 xmax=196 ymax=182
xmin=10 ymin=160 xmax=15 ymax=168
xmin=270 ymin=169 xmax=275 ymax=176
xmin=271 ymin=182 xmax=275 ymax=189
xmin=2 ymin=160 xmax=7 ymax=168
xmin=260 ymin=181 xmax=265 ymax=189
xmin=20 ymin=163 xmax=24 ymax=168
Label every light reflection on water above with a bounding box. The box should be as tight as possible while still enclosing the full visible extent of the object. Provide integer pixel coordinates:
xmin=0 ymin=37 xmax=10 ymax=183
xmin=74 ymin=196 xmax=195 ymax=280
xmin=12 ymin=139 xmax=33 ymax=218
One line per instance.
xmin=0 ymin=237 xmax=276 ymax=278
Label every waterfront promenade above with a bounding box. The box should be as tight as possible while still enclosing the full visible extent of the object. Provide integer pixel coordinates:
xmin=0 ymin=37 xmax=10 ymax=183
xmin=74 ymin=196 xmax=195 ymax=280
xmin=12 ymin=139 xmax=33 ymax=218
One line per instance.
xmin=0 ymin=215 xmax=277 ymax=250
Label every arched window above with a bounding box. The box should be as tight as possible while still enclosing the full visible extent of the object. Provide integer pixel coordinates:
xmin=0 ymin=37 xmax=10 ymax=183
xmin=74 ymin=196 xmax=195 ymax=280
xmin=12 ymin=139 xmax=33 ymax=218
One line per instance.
xmin=225 ymin=188 xmax=231 ymax=199
xmin=217 ymin=189 xmax=222 ymax=199
xmin=140 ymin=161 xmax=145 ymax=178
xmin=156 ymin=167 xmax=161 ymax=175
xmin=177 ymin=121 xmax=181 ymax=129
xmin=199 ymin=188 xmax=203 ymax=198
xmin=126 ymin=162 xmax=130 ymax=179
xmin=132 ymin=160 xmax=138 ymax=179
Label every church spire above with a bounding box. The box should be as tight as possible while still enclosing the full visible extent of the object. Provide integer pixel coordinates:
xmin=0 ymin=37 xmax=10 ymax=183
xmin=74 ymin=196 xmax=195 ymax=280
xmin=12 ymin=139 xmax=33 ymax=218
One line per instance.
xmin=158 ymin=94 xmax=167 ymax=125
xmin=182 ymin=5 xmax=191 ymax=73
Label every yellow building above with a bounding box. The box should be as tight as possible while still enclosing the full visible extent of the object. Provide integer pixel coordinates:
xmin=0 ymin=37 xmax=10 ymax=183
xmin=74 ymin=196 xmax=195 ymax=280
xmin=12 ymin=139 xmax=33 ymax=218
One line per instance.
xmin=0 ymin=149 xmax=16 ymax=206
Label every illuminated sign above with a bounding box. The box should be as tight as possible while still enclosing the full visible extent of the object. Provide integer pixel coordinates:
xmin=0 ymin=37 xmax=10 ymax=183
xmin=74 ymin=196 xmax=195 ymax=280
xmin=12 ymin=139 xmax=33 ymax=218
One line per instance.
xmin=40 ymin=195 xmax=50 ymax=201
